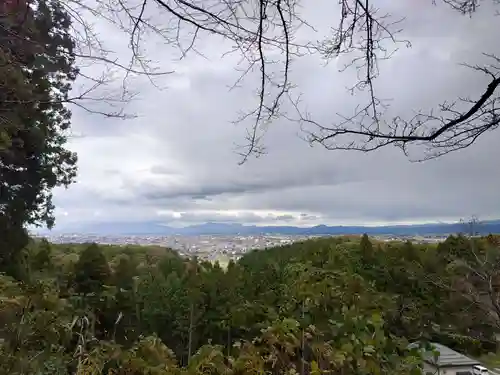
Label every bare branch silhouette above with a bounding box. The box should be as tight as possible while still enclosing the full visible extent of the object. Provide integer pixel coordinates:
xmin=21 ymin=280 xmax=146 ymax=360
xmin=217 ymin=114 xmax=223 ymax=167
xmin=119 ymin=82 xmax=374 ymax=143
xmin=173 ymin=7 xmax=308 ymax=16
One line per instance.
xmin=5 ymin=0 xmax=499 ymax=162
xmin=64 ymin=0 xmax=302 ymax=161
xmin=0 ymin=0 xmax=169 ymax=125
xmin=298 ymin=54 xmax=500 ymax=161
xmin=292 ymin=0 xmax=500 ymax=161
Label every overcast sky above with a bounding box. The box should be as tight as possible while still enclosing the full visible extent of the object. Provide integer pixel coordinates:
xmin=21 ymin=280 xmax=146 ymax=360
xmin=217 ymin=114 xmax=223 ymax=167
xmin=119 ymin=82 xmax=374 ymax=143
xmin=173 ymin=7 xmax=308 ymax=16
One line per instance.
xmin=51 ymin=0 xmax=500 ymax=230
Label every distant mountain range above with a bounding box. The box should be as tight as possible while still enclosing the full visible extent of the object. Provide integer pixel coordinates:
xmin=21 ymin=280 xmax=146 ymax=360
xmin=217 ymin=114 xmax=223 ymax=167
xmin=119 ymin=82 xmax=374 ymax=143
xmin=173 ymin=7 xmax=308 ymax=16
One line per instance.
xmin=44 ymin=220 xmax=500 ymax=236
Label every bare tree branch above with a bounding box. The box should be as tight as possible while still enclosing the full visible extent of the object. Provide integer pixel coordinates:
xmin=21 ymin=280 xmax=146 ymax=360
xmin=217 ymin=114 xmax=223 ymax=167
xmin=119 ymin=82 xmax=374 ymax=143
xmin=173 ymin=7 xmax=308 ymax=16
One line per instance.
xmin=7 ymin=0 xmax=499 ymax=162
xmin=59 ymin=0 xmax=304 ymax=161
xmin=298 ymin=56 xmax=500 ymax=160
xmin=292 ymin=1 xmax=500 ymax=161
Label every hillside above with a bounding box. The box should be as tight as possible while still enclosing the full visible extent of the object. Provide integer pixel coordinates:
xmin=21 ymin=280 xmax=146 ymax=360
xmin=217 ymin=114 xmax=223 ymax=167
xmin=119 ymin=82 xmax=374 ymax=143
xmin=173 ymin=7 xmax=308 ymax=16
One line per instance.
xmin=43 ymin=219 xmax=500 ymax=236
xmin=0 ymin=234 xmax=500 ymax=373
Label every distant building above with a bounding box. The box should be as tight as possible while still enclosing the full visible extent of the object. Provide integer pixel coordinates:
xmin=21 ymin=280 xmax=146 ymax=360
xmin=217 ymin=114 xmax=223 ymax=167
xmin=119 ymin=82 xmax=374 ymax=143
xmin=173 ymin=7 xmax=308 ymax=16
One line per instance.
xmin=411 ymin=342 xmax=485 ymax=375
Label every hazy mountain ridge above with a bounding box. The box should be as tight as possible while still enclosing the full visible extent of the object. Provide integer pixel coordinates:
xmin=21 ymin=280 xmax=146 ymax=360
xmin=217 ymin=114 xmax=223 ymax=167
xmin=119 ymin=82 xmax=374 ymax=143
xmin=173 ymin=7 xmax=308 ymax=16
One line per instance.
xmin=44 ymin=220 xmax=500 ymax=236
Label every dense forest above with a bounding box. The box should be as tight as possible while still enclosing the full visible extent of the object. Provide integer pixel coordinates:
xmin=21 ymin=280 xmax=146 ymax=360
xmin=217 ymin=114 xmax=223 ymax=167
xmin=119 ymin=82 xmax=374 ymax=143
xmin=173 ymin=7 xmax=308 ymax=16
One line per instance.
xmin=0 ymin=234 xmax=498 ymax=374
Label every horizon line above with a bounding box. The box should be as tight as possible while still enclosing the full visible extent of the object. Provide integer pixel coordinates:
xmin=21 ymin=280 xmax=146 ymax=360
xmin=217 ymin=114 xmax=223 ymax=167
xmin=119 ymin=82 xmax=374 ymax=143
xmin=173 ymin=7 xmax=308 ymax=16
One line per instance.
xmin=32 ymin=217 xmax=499 ymax=234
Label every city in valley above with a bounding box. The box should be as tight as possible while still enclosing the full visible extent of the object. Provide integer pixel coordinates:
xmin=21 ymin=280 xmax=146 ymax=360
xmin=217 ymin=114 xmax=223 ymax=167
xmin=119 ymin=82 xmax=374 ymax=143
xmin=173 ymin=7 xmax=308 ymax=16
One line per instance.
xmin=43 ymin=233 xmax=447 ymax=266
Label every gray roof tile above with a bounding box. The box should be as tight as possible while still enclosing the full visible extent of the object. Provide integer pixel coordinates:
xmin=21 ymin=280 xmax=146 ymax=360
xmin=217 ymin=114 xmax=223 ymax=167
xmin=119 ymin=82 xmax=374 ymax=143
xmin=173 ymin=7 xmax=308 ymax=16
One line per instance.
xmin=414 ymin=342 xmax=480 ymax=367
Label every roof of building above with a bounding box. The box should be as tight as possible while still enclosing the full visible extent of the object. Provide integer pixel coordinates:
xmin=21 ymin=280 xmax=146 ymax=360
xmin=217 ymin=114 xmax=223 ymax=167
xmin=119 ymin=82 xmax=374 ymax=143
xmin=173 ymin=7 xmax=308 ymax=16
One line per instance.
xmin=409 ymin=342 xmax=480 ymax=368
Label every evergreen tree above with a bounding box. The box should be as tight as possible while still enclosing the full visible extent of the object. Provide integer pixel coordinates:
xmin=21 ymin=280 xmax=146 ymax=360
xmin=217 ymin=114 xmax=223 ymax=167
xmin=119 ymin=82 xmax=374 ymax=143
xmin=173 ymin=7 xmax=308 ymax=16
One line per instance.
xmin=32 ymin=238 xmax=53 ymax=271
xmin=359 ymin=234 xmax=374 ymax=270
xmin=0 ymin=0 xmax=78 ymax=276
xmin=113 ymin=255 xmax=138 ymax=290
xmin=74 ymin=243 xmax=111 ymax=295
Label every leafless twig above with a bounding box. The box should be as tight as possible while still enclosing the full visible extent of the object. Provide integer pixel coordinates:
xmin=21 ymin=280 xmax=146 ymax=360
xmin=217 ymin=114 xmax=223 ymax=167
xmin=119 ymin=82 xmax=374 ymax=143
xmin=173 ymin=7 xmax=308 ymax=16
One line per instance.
xmin=7 ymin=0 xmax=498 ymax=162
xmin=291 ymin=1 xmax=500 ymax=161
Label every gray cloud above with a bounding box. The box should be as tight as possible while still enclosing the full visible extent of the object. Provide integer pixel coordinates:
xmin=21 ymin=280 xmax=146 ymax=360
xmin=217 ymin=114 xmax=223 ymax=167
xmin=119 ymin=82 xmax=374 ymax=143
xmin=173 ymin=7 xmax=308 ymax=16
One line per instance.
xmin=130 ymin=162 xmax=364 ymax=203
xmin=50 ymin=1 xmax=500 ymax=229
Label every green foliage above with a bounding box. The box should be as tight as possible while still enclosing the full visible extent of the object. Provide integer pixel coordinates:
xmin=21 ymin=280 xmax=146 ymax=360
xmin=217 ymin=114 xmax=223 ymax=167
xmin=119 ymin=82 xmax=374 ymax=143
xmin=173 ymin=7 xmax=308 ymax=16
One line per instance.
xmin=113 ymin=255 xmax=139 ymax=290
xmin=32 ymin=238 xmax=53 ymax=272
xmin=0 ymin=0 xmax=78 ymax=276
xmin=74 ymin=243 xmax=111 ymax=295
xmin=359 ymin=233 xmax=373 ymax=255
xmin=0 ymin=234 xmax=498 ymax=373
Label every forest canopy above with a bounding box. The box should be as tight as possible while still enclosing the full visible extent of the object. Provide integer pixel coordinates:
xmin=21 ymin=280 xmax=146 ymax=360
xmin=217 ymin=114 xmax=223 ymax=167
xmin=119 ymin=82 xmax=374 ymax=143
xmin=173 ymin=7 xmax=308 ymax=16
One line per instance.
xmin=0 ymin=234 xmax=499 ymax=374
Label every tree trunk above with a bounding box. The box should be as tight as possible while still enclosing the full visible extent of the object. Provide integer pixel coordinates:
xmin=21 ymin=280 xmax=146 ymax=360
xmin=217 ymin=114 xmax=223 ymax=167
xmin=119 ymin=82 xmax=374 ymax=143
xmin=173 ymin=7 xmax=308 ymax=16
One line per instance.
xmin=301 ymin=299 xmax=305 ymax=375
xmin=133 ymin=279 xmax=141 ymax=332
xmin=188 ymin=301 xmax=194 ymax=363
xmin=227 ymin=325 xmax=231 ymax=357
